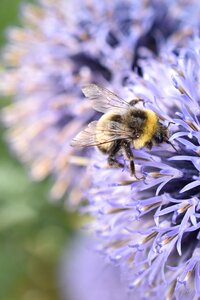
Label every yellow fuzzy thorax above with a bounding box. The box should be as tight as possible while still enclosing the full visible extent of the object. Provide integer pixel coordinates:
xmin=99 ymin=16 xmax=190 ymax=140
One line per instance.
xmin=96 ymin=111 xmax=114 ymax=152
xmin=133 ymin=109 xmax=158 ymax=149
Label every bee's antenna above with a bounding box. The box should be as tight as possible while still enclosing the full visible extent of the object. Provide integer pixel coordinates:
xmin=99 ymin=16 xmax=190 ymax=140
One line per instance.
xmin=166 ymin=140 xmax=178 ymax=152
xmin=167 ymin=121 xmax=175 ymax=128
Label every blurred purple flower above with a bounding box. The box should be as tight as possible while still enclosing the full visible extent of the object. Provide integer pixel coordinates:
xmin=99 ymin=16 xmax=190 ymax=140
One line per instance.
xmin=1 ymin=0 xmax=200 ymax=206
xmin=84 ymin=39 xmax=200 ymax=299
xmin=58 ymin=235 xmax=133 ymax=300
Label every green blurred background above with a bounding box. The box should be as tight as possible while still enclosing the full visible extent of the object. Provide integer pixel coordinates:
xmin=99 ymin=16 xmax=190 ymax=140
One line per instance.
xmin=0 ymin=1 xmax=77 ymax=299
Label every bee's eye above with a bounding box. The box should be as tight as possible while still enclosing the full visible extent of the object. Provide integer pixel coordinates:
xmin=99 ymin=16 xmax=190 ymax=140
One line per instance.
xmin=154 ymin=132 xmax=164 ymax=143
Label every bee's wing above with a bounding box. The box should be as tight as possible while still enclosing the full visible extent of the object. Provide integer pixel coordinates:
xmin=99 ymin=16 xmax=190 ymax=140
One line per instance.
xmin=71 ymin=120 xmax=133 ymax=148
xmin=71 ymin=121 xmax=102 ymax=147
xmin=82 ymin=84 xmax=130 ymax=114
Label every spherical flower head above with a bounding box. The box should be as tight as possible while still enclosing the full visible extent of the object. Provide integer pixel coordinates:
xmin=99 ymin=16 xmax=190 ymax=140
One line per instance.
xmin=84 ymin=38 xmax=200 ymax=299
xmin=0 ymin=0 xmax=153 ymax=206
xmin=1 ymin=0 xmax=200 ymax=206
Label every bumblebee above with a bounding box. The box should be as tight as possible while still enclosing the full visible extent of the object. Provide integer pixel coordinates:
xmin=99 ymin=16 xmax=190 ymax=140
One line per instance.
xmin=71 ymin=84 xmax=172 ymax=179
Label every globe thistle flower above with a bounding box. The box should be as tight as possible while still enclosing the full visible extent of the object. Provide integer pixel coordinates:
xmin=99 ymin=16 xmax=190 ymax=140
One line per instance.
xmin=1 ymin=0 xmax=200 ymax=206
xmin=84 ymin=39 xmax=200 ymax=299
xmin=160 ymin=0 xmax=200 ymax=51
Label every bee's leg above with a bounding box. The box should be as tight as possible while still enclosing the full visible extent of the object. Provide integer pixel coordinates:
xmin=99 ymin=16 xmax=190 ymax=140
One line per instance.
xmin=122 ymin=141 xmax=143 ymax=180
xmin=145 ymin=141 xmax=153 ymax=150
xmin=108 ymin=156 xmax=124 ymax=169
xmin=121 ymin=141 xmax=136 ymax=176
xmin=107 ymin=141 xmax=124 ymax=169
xmin=129 ymin=98 xmax=144 ymax=106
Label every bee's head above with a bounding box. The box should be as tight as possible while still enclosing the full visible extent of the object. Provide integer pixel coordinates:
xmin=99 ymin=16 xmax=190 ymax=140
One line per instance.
xmin=153 ymin=121 xmax=178 ymax=152
xmin=153 ymin=123 xmax=169 ymax=144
